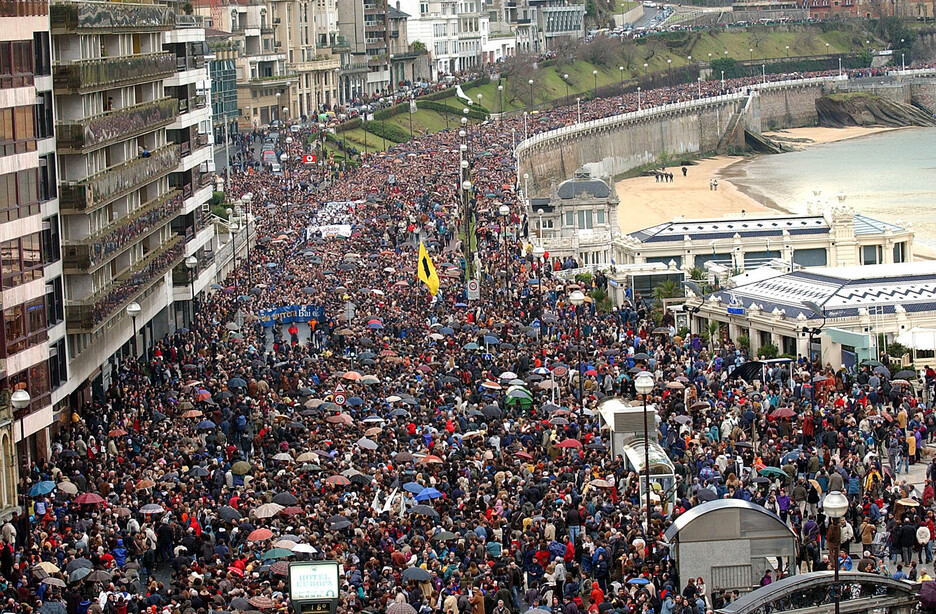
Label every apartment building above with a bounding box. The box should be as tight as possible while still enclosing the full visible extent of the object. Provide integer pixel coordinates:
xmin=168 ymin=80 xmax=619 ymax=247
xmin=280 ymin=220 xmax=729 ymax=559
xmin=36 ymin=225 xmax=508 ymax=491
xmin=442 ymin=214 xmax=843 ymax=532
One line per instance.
xmin=50 ymin=0 xmax=214 ymax=430
xmin=0 ymin=0 xmax=58 ymax=515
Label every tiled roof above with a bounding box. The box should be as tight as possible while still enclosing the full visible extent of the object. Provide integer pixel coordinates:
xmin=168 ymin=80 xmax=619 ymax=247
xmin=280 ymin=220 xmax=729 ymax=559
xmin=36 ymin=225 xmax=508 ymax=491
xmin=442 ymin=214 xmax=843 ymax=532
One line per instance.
xmin=711 ymin=261 xmax=936 ymax=318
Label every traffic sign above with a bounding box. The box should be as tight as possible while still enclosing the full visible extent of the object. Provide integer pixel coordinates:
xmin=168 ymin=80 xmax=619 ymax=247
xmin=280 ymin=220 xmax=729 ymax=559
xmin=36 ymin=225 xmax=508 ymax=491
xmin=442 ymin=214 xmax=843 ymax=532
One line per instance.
xmin=303 ymin=154 xmax=317 ymax=165
xmin=334 ymin=393 xmax=346 ymax=406
xmin=466 ymin=279 xmax=480 ymax=301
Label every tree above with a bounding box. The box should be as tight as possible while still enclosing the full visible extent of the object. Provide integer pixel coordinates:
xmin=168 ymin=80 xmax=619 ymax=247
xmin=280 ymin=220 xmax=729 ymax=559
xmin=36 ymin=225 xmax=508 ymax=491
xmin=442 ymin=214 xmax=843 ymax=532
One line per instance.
xmin=653 ymin=279 xmax=681 ymax=302
xmin=412 ymin=41 xmax=427 ymax=53
xmin=758 ymin=343 xmax=779 ymax=359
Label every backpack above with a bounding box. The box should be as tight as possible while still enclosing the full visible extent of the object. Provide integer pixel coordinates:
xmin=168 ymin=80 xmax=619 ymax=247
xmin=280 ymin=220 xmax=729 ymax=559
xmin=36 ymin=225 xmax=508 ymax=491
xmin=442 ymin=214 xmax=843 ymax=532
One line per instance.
xmin=235 ymin=414 xmax=247 ymax=431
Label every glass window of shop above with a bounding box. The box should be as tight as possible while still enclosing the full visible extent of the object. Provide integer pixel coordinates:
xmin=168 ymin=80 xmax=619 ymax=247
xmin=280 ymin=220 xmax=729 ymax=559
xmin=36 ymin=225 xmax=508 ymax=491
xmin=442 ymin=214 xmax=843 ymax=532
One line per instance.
xmin=7 ymin=362 xmax=50 ymax=413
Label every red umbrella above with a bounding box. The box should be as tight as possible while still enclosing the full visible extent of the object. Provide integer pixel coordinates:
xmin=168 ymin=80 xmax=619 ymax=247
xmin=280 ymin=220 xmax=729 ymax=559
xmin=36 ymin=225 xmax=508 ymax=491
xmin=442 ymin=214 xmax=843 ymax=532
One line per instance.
xmin=73 ymin=493 xmax=105 ymax=505
xmin=226 ymin=566 xmax=244 ymax=577
xmin=196 ymin=392 xmax=212 ymax=402
xmin=280 ymin=506 xmax=303 ymax=515
xmin=247 ymin=528 xmax=274 ymax=542
xmin=326 ymin=414 xmax=353 ymax=425
xmin=108 ymin=428 xmax=127 ymax=437
xmin=418 ymin=455 xmax=444 ymax=464
xmin=770 ymin=407 xmax=796 ymax=420
xmin=556 ymin=439 xmax=583 ymax=448
xmin=515 ymin=451 xmax=533 ymax=460
xmin=325 ymin=475 xmax=351 ymax=486
xmin=584 ymin=369 xmax=598 ymax=377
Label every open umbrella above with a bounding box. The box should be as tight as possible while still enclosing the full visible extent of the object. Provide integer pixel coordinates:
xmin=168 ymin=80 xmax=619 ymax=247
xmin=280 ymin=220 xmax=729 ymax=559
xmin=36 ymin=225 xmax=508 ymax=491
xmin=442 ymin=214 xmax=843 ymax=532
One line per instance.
xmin=29 ymin=481 xmax=56 ymax=496
xmin=247 ymin=528 xmax=274 ymax=542
xmin=408 ymin=505 xmax=439 ymax=518
xmin=272 ymin=492 xmax=298 ymax=506
xmin=73 ymin=493 xmax=104 ymax=505
xmin=262 ymin=548 xmax=293 ymax=560
xmin=356 ymin=437 xmax=379 ymax=451
xmin=56 ymin=481 xmax=78 ymax=495
xmin=402 ymin=567 xmax=432 ymax=582
xmin=42 ymin=577 xmax=66 ymax=588
xmin=387 ymin=604 xmax=417 ymax=614
xmin=326 ymin=475 xmax=351 ymax=486
xmin=68 ymin=567 xmax=91 ymax=583
xmin=140 ymin=504 xmax=165 ymax=514
xmin=415 ymin=487 xmax=443 ymax=501
xmin=231 ymin=461 xmax=251 ymax=475
xmin=253 ymin=503 xmax=285 ymax=519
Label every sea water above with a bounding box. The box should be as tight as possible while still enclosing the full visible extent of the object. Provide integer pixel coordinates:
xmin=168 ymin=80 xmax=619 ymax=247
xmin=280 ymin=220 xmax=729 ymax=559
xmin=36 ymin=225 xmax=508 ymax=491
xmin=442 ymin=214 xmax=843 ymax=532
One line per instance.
xmin=724 ymin=127 xmax=936 ymax=250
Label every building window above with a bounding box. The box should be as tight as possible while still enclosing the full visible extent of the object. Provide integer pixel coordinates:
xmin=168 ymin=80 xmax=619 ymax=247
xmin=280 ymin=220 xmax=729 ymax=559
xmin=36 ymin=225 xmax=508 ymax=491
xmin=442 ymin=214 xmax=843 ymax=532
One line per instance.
xmin=41 ymin=215 xmax=60 ymax=263
xmin=0 ymin=169 xmax=41 ymax=221
xmin=564 ymin=211 xmax=574 ymax=227
xmin=862 ymin=244 xmax=881 ymax=265
xmin=0 ymin=105 xmax=37 ymax=156
xmin=48 ymin=338 xmax=66 ymax=390
xmin=45 ymin=276 xmax=64 ymax=325
xmin=893 ymin=241 xmax=906 ymax=263
xmin=596 ymin=210 xmax=605 ymax=225
xmin=577 ymin=210 xmax=593 ymax=229
xmin=1 ymin=233 xmax=44 ymax=289
xmin=0 ymin=40 xmax=34 ymax=89
xmin=4 ymin=297 xmax=47 ymax=356
xmin=33 ymin=32 xmax=51 ymax=77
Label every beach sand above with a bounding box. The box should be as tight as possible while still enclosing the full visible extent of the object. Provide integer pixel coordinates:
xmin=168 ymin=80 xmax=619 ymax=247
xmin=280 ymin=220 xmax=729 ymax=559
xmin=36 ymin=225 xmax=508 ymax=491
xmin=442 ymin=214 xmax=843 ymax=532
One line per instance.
xmin=615 ymin=126 xmax=895 ymax=235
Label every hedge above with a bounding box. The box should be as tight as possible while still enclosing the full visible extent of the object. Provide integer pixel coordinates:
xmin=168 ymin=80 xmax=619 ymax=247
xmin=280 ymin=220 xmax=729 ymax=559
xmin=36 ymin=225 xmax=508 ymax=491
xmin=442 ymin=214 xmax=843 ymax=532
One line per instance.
xmin=373 ymin=103 xmax=408 ymax=121
xmin=365 ymin=120 xmax=410 ymax=143
xmin=418 ymin=99 xmax=489 ymax=120
xmin=335 ymin=117 xmax=362 ymax=132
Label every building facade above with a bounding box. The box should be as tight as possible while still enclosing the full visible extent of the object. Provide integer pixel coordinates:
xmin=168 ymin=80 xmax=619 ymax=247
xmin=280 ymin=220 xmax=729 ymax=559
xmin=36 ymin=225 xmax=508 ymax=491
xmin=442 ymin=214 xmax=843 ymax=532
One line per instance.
xmin=528 ymin=169 xmax=621 ymax=268
xmin=0 ymin=0 xmax=57 ymax=515
xmin=50 ymin=0 xmax=215 ymax=450
xmin=617 ymin=200 xmax=914 ymax=276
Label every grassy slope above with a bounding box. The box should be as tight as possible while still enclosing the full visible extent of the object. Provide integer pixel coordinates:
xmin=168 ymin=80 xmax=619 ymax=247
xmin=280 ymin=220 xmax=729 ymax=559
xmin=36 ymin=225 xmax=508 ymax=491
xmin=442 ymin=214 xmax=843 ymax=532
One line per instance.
xmin=349 ymin=28 xmax=872 ymax=146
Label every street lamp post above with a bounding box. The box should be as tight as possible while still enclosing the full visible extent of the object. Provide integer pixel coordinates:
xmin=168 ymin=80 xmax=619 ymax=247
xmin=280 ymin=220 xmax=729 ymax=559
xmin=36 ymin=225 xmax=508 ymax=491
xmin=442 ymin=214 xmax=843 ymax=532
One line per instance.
xmin=528 ymin=79 xmax=534 ymax=108
xmin=824 ymin=491 xmax=849 ymax=614
xmin=697 ymin=76 xmax=702 ymax=98
xmin=750 ymin=47 xmax=754 ymax=61
xmin=569 ymin=290 xmax=585 ymax=409
xmin=634 ymin=372 xmax=655 ymax=528
xmin=619 ymin=66 xmax=624 ymax=92
xmin=576 ymin=98 xmax=581 ymax=124
xmin=592 ymin=70 xmax=598 ymax=97
xmin=12 ymin=389 xmax=30 ymax=460
xmin=637 ymin=87 xmax=641 ymax=111
xmin=802 ymin=300 xmax=827 ymax=415
xmin=127 ymin=302 xmax=141 ymax=363
xmin=499 ymin=203 xmax=511 ymax=305
xmin=242 ymin=192 xmax=253 ymax=290
xmin=497 ymin=84 xmax=503 ymax=115
xmin=683 ymin=280 xmax=706 ymax=379
xmin=185 ymin=255 xmax=198 ymax=325
xmin=533 ymin=245 xmax=545 ymax=320
xmin=563 ymin=73 xmax=569 ymax=101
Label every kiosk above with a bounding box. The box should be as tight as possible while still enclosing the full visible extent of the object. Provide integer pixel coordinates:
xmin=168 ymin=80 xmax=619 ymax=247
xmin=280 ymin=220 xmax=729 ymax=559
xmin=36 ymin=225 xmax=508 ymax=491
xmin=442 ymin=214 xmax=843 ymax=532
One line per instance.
xmin=289 ymin=561 xmax=341 ymax=614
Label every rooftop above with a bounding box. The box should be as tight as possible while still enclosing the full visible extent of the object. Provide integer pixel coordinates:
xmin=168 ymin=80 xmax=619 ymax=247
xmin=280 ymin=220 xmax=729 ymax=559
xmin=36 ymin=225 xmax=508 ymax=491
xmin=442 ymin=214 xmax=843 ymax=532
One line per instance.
xmin=556 ymin=175 xmax=611 ymax=200
xmin=710 ymin=260 xmax=936 ymax=318
xmin=628 ymin=213 xmax=905 ymax=243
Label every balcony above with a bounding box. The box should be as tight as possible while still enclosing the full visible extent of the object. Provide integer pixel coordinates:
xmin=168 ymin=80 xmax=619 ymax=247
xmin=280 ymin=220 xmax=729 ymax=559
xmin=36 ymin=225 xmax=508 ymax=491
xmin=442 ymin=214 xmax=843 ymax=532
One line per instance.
xmin=0 ymin=0 xmax=47 ymax=17
xmin=248 ymin=73 xmax=297 ymax=85
xmin=54 ymin=53 xmax=176 ymax=93
xmin=175 ymin=14 xmax=203 ymax=28
xmin=57 ymin=97 xmax=178 ymax=152
xmin=293 ymin=58 xmax=340 ymax=73
xmin=60 ymin=144 xmax=180 ymax=212
xmin=176 ymin=55 xmax=206 ymax=72
xmin=51 ymin=2 xmax=175 ymax=32
xmin=65 ymin=235 xmax=184 ymax=333
xmin=63 ymin=189 xmax=183 ymax=271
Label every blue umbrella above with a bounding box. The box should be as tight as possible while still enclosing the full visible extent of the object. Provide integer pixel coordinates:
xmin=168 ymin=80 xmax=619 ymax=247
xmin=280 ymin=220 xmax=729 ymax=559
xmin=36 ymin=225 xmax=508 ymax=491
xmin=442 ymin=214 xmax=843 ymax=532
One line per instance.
xmin=266 ymin=262 xmax=278 ymax=268
xmin=463 ymin=343 xmax=479 ymax=350
xmin=29 ymin=481 xmax=56 ymax=496
xmin=415 ymin=487 xmax=444 ymax=501
xmin=439 ymin=327 xmax=455 ymax=335
xmin=228 ymin=377 xmax=247 ymax=388
xmin=403 ymin=482 xmax=424 ymax=494
xmin=628 ymin=578 xmax=650 ymax=586
xmin=367 ymin=322 xmax=384 ymax=330
xmin=347 ymin=396 xmax=364 ymax=406
xmin=197 ymin=420 xmax=217 ymax=429
xmin=483 ymin=335 xmax=499 ymax=345
xmin=454 ymin=303 xmax=468 ymax=307
xmin=210 ymin=284 xmax=224 ymax=290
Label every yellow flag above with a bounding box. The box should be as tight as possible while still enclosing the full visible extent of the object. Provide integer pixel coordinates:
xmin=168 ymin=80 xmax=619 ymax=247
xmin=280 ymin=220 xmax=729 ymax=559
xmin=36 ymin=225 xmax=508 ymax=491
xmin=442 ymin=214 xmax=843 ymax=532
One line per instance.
xmin=417 ymin=241 xmax=440 ymax=296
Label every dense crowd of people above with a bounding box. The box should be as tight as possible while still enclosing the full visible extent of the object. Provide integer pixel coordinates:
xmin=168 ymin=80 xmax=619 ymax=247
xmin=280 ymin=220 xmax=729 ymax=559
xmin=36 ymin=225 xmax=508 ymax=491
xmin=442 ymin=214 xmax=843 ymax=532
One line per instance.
xmin=3 ymin=66 xmax=936 ymax=614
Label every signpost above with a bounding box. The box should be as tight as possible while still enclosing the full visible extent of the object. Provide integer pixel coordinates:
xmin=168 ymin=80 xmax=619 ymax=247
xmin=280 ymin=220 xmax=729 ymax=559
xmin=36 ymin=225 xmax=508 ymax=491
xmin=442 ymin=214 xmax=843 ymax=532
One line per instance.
xmin=466 ymin=279 xmax=480 ymax=301
xmin=333 ymin=384 xmax=346 ymax=407
xmin=303 ymin=154 xmax=317 ymax=165
xmin=288 ymin=561 xmax=340 ymax=614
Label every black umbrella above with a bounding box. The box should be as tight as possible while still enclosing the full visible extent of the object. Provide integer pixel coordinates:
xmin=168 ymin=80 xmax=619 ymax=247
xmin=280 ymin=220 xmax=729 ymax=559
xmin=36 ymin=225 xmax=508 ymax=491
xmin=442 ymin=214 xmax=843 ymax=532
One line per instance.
xmin=39 ymin=603 xmax=66 ymax=614
xmin=273 ymin=492 xmax=298 ymax=506
xmin=402 ymin=567 xmax=432 ymax=582
xmin=481 ymin=406 xmax=502 ymax=418
xmin=695 ymin=489 xmax=717 ymax=502
xmin=65 ymin=559 xmax=93 ymax=573
xmin=408 ymin=505 xmax=439 ymax=518
xmin=330 ymin=520 xmax=352 ymax=530
xmin=189 ymin=466 xmax=210 ymax=477
xmin=895 ymin=370 xmax=916 ymax=379
xmin=219 ymin=506 xmax=242 ymax=521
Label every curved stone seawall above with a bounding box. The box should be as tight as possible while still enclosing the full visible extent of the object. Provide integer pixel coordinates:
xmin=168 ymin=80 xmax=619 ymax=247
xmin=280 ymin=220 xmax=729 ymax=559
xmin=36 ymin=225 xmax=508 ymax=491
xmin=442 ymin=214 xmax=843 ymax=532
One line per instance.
xmin=515 ymin=72 xmax=936 ymax=194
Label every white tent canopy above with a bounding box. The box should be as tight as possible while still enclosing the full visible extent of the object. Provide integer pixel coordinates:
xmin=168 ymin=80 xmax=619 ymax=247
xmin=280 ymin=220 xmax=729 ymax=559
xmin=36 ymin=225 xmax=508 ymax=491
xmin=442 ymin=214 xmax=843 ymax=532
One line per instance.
xmin=896 ymin=327 xmax=936 ymax=350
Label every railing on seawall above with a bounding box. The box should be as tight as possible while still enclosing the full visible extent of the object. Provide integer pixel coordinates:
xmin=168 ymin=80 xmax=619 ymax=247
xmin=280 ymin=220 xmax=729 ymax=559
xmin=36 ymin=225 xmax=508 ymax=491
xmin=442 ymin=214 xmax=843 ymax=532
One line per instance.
xmin=514 ymin=74 xmax=848 ymax=157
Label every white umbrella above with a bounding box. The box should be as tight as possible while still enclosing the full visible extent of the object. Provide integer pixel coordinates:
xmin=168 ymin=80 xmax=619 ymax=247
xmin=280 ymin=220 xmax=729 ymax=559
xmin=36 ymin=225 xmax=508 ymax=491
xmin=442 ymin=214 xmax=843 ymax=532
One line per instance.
xmin=291 ymin=543 xmax=317 ymax=554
